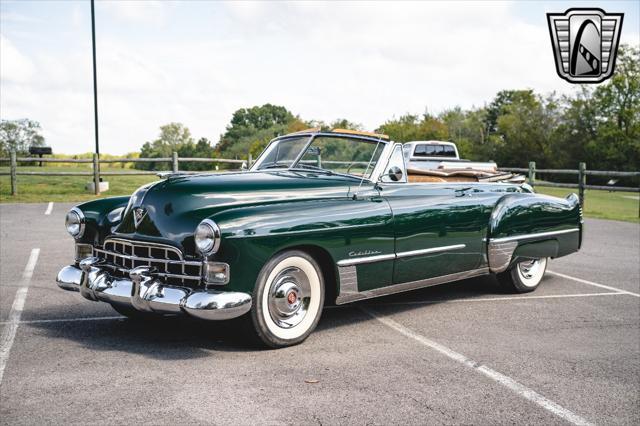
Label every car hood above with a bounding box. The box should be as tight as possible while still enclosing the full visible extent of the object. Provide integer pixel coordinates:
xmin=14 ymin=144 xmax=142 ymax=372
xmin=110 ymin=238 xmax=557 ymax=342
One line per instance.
xmin=111 ymin=170 xmax=355 ymax=253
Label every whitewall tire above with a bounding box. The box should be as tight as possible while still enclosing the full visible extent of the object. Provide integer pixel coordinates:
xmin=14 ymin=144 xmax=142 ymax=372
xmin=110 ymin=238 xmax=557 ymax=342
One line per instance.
xmin=250 ymin=250 xmax=325 ymax=347
xmin=498 ymin=257 xmax=548 ymax=293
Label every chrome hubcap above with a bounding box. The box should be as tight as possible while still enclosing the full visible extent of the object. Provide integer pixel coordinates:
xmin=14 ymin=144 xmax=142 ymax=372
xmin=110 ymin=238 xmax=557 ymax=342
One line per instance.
xmin=267 ymin=267 xmax=311 ymax=328
xmin=518 ymin=258 xmax=543 ymax=282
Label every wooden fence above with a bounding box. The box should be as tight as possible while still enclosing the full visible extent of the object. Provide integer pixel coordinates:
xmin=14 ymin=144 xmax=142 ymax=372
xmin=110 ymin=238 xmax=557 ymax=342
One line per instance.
xmin=498 ymin=161 xmax=639 ymax=217
xmin=1 ymin=151 xmax=249 ymax=196
xmin=1 ymin=153 xmax=639 ymax=216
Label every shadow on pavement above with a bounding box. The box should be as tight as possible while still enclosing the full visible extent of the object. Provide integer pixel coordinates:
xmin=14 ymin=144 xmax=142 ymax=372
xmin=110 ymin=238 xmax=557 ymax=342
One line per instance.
xmin=29 ymin=274 xmax=507 ymax=358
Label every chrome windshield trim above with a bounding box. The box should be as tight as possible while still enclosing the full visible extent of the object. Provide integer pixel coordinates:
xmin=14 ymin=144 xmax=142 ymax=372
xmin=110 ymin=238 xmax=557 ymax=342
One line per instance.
xmin=490 ymin=228 xmax=580 ymax=244
xmin=396 ymin=244 xmax=466 ymax=259
xmin=368 ymin=141 xmax=396 ymax=183
xmin=337 ymin=253 xmax=396 ymax=267
xmin=251 ymin=132 xmax=393 ymax=184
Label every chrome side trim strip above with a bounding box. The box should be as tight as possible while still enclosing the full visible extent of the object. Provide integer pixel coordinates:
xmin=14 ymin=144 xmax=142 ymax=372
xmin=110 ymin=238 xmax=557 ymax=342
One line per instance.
xmin=335 ymin=267 xmax=490 ymax=305
xmin=489 ymin=228 xmax=580 ymax=244
xmin=337 ymin=253 xmax=396 ymax=267
xmin=396 ymin=244 xmax=466 ymax=259
xmin=337 ymin=243 xmax=467 ymax=266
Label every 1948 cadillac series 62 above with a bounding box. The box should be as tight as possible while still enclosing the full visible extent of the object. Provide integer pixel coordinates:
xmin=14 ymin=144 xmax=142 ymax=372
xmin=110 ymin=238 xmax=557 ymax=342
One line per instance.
xmin=57 ymin=129 xmax=582 ymax=347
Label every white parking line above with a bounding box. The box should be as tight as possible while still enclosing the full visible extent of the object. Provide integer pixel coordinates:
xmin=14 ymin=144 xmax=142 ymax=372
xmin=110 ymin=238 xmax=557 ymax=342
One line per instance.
xmin=0 ymin=248 xmax=40 ymax=385
xmin=44 ymin=202 xmax=54 ymax=215
xmin=0 ymin=316 xmax=124 ymax=325
xmin=548 ymin=270 xmax=640 ymax=297
xmin=0 ymin=292 xmax=626 ymax=326
xmin=363 ymin=307 xmax=593 ymax=426
xmin=324 ymin=291 xmax=623 ymax=310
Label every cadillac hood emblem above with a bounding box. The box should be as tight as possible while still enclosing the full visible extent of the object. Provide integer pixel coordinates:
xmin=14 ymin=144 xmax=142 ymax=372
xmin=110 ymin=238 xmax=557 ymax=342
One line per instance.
xmin=547 ymin=8 xmax=623 ymax=83
xmin=133 ymin=207 xmax=146 ymax=228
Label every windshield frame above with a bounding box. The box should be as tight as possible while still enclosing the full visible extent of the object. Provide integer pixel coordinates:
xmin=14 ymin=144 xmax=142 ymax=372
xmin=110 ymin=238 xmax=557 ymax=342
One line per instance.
xmin=250 ymin=132 xmax=392 ymax=183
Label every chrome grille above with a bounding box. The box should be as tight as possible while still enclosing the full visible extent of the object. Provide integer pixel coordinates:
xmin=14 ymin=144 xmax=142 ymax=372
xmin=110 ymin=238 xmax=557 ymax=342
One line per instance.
xmin=94 ymin=238 xmax=202 ymax=286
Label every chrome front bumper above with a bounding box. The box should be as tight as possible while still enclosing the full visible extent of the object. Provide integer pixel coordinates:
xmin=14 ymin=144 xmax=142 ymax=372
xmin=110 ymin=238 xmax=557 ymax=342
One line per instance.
xmin=57 ymin=257 xmax=251 ymax=320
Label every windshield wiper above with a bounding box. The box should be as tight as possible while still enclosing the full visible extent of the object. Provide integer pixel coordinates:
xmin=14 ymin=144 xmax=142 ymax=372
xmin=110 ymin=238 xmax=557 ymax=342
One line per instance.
xmin=293 ymin=164 xmax=334 ymax=174
xmin=291 ymin=166 xmax=366 ymax=182
xmin=260 ymin=162 xmax=290 ymax=169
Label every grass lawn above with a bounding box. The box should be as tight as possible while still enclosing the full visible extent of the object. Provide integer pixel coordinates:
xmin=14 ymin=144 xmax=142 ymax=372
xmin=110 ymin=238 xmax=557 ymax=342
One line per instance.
xmin=536 ymin=186 xmax=639 ymax=223
xmin=1 ymin=166 xmax=638 ymax=223
xmin=0 ymin=166 xmax=160 ymax=203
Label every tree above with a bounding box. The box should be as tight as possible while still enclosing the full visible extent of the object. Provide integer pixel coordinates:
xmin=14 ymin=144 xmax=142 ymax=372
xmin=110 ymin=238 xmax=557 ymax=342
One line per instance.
xmin=440 ymin=107 xmax=486 ymax=160
xmin=0 ymin=119 xmax=45 ymax=155
xmin=553 ymin=44 xmax=639 ymax=176
xmin=377 ymin=113 xmax=448 ymax=142
xmin=215 ymin=104 xmax=296 ymax=159
xmin=137 ymin=123 xmax=194 ymax=170
xmin=177 ymin=137 xmax=216 ymax=171
xmin=493 ymin=91 xmax=558 ymax=167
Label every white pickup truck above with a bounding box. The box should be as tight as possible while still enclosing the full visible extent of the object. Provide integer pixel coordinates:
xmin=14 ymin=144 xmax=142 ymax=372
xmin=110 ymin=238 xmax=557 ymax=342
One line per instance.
xmin=402 ymin=141 xmax=524 ymax=183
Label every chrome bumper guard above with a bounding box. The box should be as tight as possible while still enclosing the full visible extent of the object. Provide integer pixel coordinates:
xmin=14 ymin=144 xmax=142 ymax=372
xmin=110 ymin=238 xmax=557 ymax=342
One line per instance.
xmin=56 ymin=257 xmax=251 ymax=321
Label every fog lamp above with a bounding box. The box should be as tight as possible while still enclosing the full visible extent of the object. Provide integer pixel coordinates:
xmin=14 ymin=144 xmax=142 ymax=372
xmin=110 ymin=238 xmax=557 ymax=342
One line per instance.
xmin=203 ymin=261 xmax=230 ymax=285
xmin=75 ymin=243 xmax=93 ymax=261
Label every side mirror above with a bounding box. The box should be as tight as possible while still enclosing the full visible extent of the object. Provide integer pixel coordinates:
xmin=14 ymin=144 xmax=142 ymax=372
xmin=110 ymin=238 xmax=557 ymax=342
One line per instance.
xmin=387 ymin=166 xmax=403 ymax=182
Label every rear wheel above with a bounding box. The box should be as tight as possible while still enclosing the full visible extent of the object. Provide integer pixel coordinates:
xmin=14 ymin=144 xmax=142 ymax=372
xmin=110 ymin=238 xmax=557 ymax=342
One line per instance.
xmin=497 ymin=257 xmax=548 ymax=293
xmin=249 ymin=250 xmax=325 ymax=348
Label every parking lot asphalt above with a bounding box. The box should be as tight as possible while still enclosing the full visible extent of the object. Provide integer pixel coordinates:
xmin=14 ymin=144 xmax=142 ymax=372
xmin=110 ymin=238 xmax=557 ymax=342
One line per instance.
xmin=0 ymin=202 xmax=638 ymax=425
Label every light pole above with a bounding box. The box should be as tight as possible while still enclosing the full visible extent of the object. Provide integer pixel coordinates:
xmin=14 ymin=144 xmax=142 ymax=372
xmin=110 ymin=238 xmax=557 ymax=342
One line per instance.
xmin=91 ymin=0 xmax=100 ymax=195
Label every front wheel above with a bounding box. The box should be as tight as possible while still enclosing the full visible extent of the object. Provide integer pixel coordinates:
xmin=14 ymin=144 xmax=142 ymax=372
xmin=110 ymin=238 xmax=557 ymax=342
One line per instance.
xmin=497 ymin=257 xmax=548 ymax=293
xmin=250 ymin=250 xmax=325 ymax=348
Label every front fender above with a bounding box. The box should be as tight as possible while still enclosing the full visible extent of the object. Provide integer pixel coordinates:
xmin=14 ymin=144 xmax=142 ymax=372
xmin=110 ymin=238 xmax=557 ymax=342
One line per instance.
xmin=74 ymin=196 xmax=130 ymax=245
xmin=209 ymin=197 xmax=393 ymax=293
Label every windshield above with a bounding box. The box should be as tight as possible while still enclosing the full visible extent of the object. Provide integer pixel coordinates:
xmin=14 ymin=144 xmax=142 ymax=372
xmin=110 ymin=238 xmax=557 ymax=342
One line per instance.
xmin=253 ymin=136 xmax=309 ymax=169
xmin=253 ymin=135 xmax=385 ymax=179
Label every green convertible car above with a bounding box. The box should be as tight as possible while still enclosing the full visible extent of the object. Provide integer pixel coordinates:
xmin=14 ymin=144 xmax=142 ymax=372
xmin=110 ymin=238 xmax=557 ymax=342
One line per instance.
xmin=57 ymin=128 xmax=582 ymax=347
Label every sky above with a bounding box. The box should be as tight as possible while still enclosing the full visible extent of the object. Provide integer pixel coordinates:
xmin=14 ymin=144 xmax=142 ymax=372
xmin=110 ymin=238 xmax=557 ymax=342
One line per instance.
xmin=1 ymin=0 xmax=639 ymax=155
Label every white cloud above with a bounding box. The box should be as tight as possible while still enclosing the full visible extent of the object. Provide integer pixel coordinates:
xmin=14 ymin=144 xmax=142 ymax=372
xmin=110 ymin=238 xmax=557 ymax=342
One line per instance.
xmin=0 ymin=34 xmax=36 ymax=83
xmin=0 ymin=1 xmax=638 ymax=154
xmin=101 ymin=0 xmax=169 ymax=26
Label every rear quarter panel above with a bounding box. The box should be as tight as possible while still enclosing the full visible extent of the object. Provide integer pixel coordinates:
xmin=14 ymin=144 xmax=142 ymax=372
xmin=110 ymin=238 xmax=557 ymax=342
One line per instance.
xmin=488 ymin=192 xmax=582 ymax=268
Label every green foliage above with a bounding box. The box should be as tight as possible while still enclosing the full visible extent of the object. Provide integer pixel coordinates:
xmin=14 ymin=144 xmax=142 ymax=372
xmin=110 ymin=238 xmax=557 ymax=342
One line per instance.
xmin=548 ymin=45 xmax=639 ymax=180
xmin=441 ymin=45 xmax=639 ymax=180
xmin=215 ymin=104 xmax=297 ymax=162
xmin=9 ymin=46 xmax=639 ymax=182
xmin=377 ymin=114 xmax=448 ymax=142
xmin=136 ymin=123 xmax=216 ymax=171
xmin=0 ymin=119 xmax=45 ymax=155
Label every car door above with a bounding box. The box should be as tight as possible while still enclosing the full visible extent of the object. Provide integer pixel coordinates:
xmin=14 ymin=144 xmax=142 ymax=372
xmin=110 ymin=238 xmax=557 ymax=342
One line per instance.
xmin=379 ymin=145 xmax=491 ymax=284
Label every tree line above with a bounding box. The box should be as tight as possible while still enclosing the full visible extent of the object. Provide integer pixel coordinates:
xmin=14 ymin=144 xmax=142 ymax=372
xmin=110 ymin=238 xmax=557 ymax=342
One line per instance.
xmin=2 ymin=45 xmax=637 ymax=175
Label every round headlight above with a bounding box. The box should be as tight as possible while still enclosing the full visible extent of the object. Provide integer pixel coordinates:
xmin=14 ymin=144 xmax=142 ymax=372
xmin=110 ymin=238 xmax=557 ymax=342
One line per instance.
xmin=194 ymin=219 xmax=220 ymax=256
xmin=65 ymin=207 xmax=85 ymax=238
